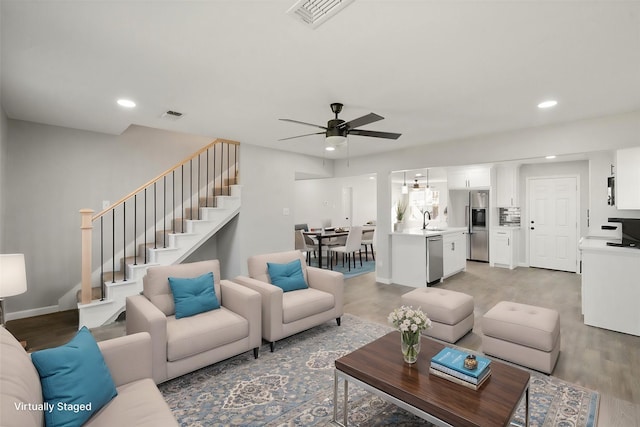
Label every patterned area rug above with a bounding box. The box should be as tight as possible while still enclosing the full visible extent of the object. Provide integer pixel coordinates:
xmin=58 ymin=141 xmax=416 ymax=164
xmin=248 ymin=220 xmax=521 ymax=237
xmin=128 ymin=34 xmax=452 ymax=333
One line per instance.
xmin=159 ymin=314 xmax=599 ymax=427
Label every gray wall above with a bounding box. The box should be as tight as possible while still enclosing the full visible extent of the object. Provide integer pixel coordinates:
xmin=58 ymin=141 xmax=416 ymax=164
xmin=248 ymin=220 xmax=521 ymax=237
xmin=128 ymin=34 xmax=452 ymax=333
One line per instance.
xmin=2 ymin=110 xmax=639 ymax=317
xmin=0 ymin=108 xmax=7 ymax=253
xmin=1 ymin=120 xmax=334 ymax=317
xmin=2 ymin=121 xmax=212 ymax=315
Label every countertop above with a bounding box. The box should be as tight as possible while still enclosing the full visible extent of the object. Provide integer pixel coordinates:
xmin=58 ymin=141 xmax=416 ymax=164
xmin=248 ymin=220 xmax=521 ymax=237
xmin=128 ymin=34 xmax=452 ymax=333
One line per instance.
xmin=391 ymin=227 xmax=467 ymax=237
xmin=579 ymin=236 xmax=640 ymax=255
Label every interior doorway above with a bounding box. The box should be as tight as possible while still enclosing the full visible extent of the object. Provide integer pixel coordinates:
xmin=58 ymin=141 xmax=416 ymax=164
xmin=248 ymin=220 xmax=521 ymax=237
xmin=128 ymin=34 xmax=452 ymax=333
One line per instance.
xmin=342 ymin=186 xmax=353 ymax=228
xmin=528 ymin=176 xmax=578 ymax=272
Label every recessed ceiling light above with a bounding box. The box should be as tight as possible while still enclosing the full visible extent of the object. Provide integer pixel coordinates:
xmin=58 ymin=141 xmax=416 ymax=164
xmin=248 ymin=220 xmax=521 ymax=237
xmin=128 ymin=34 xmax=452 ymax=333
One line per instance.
xmin=325 ymin=146 xmax=336 ymax=152
xmin=538 ymin=100 xmax=558 ymax=109
xmin=545 ymin=155 xmax=557 ymax=159
xmin=117 ymin=99 xmax=136 ymax=108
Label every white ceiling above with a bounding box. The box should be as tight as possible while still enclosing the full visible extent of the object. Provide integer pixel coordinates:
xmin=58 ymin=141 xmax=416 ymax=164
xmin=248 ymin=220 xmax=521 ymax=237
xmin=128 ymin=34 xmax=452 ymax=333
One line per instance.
xmin=2 ymin=1 xmax=639 ymax=159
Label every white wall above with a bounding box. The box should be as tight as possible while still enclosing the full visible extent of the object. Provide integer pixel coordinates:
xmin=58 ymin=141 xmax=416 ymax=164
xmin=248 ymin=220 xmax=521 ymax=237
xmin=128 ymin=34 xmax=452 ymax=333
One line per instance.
xmin=331 ymin=110 xmax=640 ymax=282
xmin=587 ymin=150 xmax=640 ymax=236
xmin=293 ymin=174 xmax=377 ymax=229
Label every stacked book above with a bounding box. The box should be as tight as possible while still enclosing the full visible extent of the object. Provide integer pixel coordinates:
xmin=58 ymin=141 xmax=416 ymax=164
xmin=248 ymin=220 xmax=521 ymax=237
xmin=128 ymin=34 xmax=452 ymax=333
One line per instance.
xmin=430 ymin=347 xmax=492 ymax=390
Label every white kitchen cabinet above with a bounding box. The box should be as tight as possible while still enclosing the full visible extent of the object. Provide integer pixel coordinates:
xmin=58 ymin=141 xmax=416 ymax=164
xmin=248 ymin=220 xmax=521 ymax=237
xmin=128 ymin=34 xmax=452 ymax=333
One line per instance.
xmin=443 ymin=231 xmax=466 ymax=278
xmin=490 ymin=228 xmax=519 ymax=269
xmin=580 ymin=238 xmax=640 ymax=336
xmin=447 ymin=166 xmax=491 ymax=189
xmin=496 ymin=165 xmax=520 ymax=207
xmin=616 ymin=147 xmax=640 ymax=209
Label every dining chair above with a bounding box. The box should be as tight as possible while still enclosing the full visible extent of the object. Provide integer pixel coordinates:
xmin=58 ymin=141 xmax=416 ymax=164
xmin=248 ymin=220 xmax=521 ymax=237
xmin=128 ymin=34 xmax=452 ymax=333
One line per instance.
xmin=294 ymin=229 xmax=317 ymax=265
xmin=361 ymin=227 xmax=376 ymax=261
xmin=329 ymin=226 xmax=364 ymax=271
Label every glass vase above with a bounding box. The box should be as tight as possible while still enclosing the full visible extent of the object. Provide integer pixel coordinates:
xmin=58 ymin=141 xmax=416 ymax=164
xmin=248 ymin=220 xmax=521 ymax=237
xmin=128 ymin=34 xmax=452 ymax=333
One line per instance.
xmin=400 ymin=331 xmax=421 ymax=364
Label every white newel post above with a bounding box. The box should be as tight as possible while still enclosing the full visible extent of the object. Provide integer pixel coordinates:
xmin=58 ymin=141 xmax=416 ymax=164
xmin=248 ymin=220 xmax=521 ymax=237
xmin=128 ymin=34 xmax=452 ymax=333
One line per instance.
xmin=80 ymin=209 xmax=94 ymax=305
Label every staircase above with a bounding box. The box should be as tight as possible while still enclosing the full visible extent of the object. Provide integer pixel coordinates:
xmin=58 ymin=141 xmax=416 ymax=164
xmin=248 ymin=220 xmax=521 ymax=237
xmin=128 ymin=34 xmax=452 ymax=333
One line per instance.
xmin=74 ymin=139 xmax=240 ymax=328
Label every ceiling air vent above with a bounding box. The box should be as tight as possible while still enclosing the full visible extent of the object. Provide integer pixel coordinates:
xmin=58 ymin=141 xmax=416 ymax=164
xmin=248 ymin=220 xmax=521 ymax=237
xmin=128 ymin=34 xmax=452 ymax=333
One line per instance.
xmin=286 ymin=0 xmax=355 ymax=29
xmin=161 ymin=110 xmax=183 ymax=121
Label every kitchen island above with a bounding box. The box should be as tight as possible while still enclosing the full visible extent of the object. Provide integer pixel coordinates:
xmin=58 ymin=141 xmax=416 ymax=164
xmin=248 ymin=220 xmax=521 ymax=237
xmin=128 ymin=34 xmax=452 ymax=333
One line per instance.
xmin=391 ymin=227 xmax=467 ymax=287
xmin=579 ymin=237 xmax=640 ymax=336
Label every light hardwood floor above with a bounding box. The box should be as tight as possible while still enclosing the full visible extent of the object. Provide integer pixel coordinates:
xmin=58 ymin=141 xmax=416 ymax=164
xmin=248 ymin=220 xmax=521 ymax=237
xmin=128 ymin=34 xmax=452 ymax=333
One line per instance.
xmin=345 ymin=261 xmax=640 ymax=427
xmin=6 ymin=261 xmax=639 ymax=426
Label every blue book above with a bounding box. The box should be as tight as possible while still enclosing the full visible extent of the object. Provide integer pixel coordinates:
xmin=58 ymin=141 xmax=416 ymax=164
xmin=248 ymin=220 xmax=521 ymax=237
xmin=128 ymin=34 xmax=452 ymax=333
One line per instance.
xmin=431 ymin=347 xmax=491 ymax=378
xmin=430 ymin=361 xmax=490 ymax=385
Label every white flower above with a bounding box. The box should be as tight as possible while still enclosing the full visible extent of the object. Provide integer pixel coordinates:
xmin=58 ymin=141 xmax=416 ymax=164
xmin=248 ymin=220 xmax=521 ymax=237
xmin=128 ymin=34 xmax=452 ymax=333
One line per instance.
xmin=388 ymin=305 xmax=431 ymax=334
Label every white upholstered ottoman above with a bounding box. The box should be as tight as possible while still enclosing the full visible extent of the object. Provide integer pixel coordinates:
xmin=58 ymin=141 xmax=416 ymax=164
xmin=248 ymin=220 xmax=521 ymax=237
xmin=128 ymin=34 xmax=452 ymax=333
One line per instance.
xmin=401 ymin=288 xmax=474 ymax=343
xmin=482 ymin=301 xmax=560 ymax=374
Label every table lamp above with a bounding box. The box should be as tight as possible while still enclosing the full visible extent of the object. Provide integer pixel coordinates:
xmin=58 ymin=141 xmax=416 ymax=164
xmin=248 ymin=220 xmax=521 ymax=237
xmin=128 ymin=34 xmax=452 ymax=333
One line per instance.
xmin=0 ymin=254 xmax=28 ymax=326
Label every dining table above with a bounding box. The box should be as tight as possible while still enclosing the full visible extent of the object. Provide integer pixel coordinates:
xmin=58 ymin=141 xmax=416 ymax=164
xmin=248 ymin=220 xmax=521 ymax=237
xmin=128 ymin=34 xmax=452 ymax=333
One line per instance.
xmin=303 ymin=229 xmax=349 ymax=269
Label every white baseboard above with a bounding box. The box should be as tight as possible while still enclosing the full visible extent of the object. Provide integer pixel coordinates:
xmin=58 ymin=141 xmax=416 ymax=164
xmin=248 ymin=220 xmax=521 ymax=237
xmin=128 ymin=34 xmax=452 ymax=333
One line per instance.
xmin=5 ymin=305 xmax=60 ymax=321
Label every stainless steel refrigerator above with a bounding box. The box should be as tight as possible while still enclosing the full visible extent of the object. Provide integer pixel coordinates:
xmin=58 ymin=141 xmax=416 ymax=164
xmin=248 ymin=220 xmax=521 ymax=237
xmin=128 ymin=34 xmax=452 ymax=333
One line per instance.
xmin=466 ymin=190 xmax=489 ymax=262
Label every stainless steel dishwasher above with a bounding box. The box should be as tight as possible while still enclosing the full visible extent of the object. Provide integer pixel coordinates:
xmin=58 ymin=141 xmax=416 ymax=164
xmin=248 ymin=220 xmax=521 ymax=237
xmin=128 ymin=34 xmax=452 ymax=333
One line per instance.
xmin=426 ymin=235 xmax=443 ymax=286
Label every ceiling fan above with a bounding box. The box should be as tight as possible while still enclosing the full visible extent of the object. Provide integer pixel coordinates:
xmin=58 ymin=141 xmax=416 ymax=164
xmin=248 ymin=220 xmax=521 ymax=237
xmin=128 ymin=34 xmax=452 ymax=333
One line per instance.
xmin=279 ymin=103 xmax=401 ymax=151
xmin=411 ymin=170 xmax=432 ymax=190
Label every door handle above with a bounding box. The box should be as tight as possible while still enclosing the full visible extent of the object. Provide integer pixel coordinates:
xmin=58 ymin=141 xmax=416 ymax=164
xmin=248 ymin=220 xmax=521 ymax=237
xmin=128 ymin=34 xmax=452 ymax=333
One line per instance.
xmin=530 ymin=227 xmax=535 ymax=230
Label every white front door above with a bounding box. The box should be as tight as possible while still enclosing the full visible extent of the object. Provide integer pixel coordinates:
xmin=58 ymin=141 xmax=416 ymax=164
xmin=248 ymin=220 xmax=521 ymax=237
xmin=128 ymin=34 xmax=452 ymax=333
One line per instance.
xmin=529 ymin=177 xmax=578 ymax=272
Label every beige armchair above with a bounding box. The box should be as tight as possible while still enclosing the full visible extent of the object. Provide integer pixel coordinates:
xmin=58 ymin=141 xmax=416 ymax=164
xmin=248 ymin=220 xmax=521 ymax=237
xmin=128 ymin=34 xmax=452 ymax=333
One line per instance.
xmin=126 ymin=260 xmax=261 ymax=384
xmin=233 ymin=250 xmax=344 ymax=352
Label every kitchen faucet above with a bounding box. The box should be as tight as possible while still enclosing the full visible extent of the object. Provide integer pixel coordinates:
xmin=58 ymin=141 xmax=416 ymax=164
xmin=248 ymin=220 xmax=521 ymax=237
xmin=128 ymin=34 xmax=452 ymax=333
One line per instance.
xmin=422 ymin=210 xmax=431 ymax=230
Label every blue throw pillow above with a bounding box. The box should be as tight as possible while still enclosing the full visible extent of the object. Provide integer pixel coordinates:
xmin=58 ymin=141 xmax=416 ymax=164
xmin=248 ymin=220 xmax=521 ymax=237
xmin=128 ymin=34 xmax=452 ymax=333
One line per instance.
xmin=267 ymin=259 xmax=308 ymax=292
xmin=30 ymin=326 xmax=117 ymax=427
xmin=168 ymin=271 xmax=220 ymax=319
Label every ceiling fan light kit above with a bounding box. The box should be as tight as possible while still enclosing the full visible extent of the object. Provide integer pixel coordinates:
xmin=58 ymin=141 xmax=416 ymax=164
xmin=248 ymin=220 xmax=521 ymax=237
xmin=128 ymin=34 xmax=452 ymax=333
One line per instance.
xmin=326 ymin=135 xmax=347 ymax=148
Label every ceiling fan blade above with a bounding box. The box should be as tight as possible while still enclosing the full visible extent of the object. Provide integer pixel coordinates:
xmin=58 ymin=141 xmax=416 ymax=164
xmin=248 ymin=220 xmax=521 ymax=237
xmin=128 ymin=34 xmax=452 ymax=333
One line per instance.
xmin=348 ymin=129 xmax=402 ymax=140
xmin=279 ymin=118 xmax=327 ymax=130
xmin=340 ymin=113 xmax=384 ymax=130
xmin=278 ymin=131 xmax=325 ymax=141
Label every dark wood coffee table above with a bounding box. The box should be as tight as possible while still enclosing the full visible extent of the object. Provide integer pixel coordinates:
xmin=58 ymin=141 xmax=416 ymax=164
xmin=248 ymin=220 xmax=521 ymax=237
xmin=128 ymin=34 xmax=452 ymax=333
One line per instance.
xmin=333 ymin=331 xmax=530 ymax=427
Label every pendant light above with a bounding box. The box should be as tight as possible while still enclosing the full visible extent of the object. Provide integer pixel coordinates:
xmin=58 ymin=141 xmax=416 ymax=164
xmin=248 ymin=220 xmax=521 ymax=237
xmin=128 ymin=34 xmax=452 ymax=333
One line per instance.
xmin=401 ymin=172 xmax=408 ymax=194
